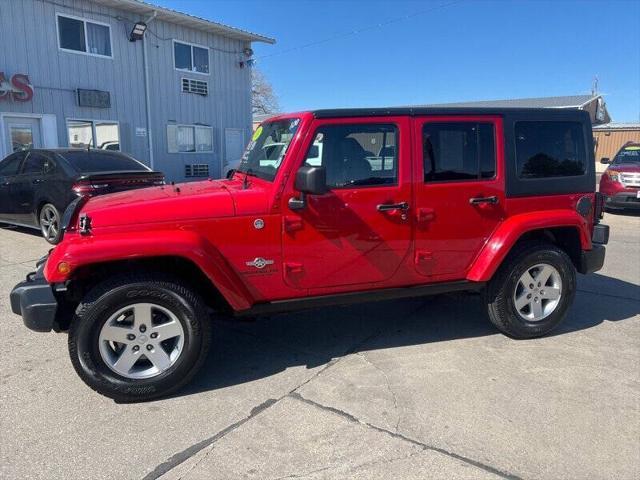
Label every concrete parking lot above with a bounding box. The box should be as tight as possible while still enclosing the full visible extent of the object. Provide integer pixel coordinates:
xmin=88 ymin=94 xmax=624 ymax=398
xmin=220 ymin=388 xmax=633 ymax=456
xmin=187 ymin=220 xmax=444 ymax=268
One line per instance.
xmin=1 ymin=213 xmax=638 ymax=480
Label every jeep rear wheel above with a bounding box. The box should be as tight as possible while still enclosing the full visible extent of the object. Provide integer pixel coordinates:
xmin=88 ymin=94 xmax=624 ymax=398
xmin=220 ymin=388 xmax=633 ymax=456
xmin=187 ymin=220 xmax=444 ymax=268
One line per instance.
xmin=484 ymin=242 xmax=576 ymax=339
xmin=68 ymin=274 xmax=212 ymax=402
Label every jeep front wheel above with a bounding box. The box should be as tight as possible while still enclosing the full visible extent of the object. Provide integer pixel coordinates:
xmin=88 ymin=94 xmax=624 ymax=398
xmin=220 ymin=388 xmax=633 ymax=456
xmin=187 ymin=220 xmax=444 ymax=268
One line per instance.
xmin=484 ymin=242 xmax=576 ymax=339
xmin=68 ymin=274 xmax=212 ymax=402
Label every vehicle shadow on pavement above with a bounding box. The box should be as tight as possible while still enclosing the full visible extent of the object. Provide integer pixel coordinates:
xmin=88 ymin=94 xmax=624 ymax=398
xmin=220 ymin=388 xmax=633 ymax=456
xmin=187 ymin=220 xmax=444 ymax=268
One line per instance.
xmin=0 ymin=223 xmax=42 ymax=238
xmin=178 ymin=273 xmax=639 ymax=398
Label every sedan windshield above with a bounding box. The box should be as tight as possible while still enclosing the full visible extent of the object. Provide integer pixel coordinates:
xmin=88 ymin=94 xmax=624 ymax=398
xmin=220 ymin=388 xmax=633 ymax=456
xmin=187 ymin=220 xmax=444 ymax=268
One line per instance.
xmin=60 ymin=151 xmax=150 ymax=173
xmin=613 ymin=146 xmax=640 ymax=164
xmin=237 ymin=119 xmax=300 ymax=181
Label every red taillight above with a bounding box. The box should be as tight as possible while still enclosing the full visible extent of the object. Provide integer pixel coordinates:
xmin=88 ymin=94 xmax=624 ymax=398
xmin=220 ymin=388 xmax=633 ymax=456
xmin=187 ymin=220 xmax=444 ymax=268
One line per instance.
xmin=594 ymin=192 xmax=604 ymax=222
xmin=72 ymin=182 xmax=108 ymax=195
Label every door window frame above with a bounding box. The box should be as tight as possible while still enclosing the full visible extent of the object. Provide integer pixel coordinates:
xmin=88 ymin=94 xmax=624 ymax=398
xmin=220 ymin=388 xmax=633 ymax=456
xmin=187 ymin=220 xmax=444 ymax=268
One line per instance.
xmin=416 ymin=115 xmax=503 ymax=186
xmin=291 ymin=116 xmax=410 ymax=193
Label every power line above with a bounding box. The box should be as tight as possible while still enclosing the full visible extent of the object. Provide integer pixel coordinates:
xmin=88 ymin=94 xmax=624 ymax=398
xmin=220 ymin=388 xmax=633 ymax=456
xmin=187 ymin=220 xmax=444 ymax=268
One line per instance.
xmin=255 ymin=0 xmax=467 ymax=61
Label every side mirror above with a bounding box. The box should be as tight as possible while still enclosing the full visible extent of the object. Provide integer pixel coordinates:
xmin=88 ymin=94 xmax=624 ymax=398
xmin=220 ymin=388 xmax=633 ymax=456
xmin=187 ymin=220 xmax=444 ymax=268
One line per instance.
xmin=600 ymin=158 xmax=610 ymax=164
xmin=289 ymin=165 xmax=327 ymax=210
xmin=295 ymin=165 xmax=327 ymax=195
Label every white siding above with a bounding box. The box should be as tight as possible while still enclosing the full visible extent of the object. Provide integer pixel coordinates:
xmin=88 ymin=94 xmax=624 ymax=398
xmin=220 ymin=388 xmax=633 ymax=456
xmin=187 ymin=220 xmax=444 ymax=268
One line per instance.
xmin=0 ymin=0 xmax=254 ymax=181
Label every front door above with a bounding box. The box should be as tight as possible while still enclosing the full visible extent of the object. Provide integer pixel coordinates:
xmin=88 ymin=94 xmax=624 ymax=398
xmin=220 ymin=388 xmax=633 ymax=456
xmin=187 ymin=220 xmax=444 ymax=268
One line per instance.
xmin=282 ymin=117 xmax=412 ymax=291
xmin=412 ymin=116 xmax=505 ymax=280
xmin=4 ymin=116 xmax=42 ymax=153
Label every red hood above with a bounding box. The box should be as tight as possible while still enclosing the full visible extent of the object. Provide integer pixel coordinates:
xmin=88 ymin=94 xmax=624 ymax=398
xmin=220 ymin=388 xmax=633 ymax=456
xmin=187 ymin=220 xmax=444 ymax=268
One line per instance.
xmin=83 ymin=180 xmax=236 ymax=228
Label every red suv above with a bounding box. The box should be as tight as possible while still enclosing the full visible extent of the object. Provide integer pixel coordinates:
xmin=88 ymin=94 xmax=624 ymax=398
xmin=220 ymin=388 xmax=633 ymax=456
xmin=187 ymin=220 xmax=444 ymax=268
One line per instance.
xmin=599 ymin=142 xmax=640 ymax=211
xmin=11 ymin=107 xmax=609 ymax=401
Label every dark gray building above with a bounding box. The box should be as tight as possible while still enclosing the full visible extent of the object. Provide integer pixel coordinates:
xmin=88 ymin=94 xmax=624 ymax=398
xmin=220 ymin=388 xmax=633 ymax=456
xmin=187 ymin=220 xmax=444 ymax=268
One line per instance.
xmin=0 ymin=0 xmax=274 ymax=181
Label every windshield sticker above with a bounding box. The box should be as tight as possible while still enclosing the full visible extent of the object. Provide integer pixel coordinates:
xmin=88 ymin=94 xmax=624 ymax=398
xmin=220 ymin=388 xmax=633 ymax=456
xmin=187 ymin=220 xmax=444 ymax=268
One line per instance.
xmin=289 ymin=119 xmax=300 ymax=130
xmin=252 ymin=126 xmax=263 ymax=142
xmin=623 ymin=146 xmax=640 ymax=151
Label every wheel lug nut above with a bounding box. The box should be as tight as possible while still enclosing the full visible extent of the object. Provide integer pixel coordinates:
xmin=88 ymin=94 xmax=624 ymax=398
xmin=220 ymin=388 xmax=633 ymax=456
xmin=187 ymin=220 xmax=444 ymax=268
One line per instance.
xmin=527 ymin=293 xmax=532 ymax=299
xmin=139 ymin=325 xmax=147 ymax=333
xmin=529 ymin=284 xmax=534 ymax=289
xmin=540 ymin=290 xmax=545 ymax=295
xmin=132 ymin=345 xmax=140 ymax=352
xmin=535 ymin=297 xmax=539 ymax=302
xmin=538 ymin=282 xmax=542 ymax=287
xmin=150 ymin=332 xmax=158 ymax=339
xmin=127 ymin=334 xmax=136 ymax=341
xmin=146 ymin=344 xmax=153 ymax=351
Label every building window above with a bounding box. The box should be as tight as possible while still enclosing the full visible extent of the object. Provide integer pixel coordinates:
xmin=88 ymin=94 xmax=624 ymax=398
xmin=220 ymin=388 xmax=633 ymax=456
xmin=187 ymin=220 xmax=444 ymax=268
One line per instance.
xmin=167 ymin=125 xmax=213 ymax=153
xmin=173 ymin=40 xmax=209 ymax=74
xmin=423 ymin=122 xmax=496 ymax=182
xmin=67 ymin=120 xmax=120 ymax=150
xmin=515 ymin=121 xmax=586 ymax=178
xmin=57 ymin=14 xmax=112 ymax=57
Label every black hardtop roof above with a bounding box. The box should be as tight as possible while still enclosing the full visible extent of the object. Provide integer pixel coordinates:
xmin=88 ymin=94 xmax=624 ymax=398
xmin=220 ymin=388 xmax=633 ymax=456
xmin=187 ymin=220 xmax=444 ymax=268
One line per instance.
xmin=312 ymin=107 xmax=591 ymax=121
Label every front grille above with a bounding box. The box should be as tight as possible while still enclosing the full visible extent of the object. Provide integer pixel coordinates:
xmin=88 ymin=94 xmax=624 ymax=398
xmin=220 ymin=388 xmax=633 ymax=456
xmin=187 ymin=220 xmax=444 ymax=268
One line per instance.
xmin=620 ymin=172 xmax=640 ymax=188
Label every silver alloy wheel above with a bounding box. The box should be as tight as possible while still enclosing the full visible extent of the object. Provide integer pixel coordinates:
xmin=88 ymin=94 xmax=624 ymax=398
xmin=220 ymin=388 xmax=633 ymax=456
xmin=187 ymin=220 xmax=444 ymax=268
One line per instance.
xmin=98 ymin=303 xmax=185 ymax=379
xmin=39 ymin=205 xmax=59 ymax=242
xmin=513 ymin=263 xmax=563 ymax=322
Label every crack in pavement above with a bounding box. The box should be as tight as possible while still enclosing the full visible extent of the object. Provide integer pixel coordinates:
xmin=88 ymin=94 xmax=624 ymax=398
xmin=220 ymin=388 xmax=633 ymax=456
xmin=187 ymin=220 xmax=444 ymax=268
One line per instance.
xmin=141 ymin=398 xmax=278 ymax=480
xmin=289 ymin=392 xmax=522 ymax=480
xmin=142 ymin=300 xmax=433 ymax=480
xmin=272 ymin=449 xmax=424 ymax=480
xmin=356 ymin=351 xmax=402 ymax=433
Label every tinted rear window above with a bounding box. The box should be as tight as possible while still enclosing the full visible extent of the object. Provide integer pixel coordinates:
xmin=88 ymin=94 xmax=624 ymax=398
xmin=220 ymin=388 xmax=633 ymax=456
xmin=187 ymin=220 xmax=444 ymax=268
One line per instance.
xmin=60 ymin=151 xmax=149 ymax=173
xmin=515 ymin=121 xmax=586 ymax=178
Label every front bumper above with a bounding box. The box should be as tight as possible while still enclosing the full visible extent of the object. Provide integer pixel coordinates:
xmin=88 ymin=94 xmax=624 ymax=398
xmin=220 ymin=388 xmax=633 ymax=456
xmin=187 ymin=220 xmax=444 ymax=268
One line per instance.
xmin=10 ymin=259 xmax=59 ymax=333
xmin=604 ymin=191 xmax=640 ymax=210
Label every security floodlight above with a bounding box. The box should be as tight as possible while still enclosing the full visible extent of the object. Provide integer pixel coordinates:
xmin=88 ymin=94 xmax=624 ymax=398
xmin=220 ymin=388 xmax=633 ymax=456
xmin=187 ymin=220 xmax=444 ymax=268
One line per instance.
xmin=129 ymin=22 xmax=147 ymax=41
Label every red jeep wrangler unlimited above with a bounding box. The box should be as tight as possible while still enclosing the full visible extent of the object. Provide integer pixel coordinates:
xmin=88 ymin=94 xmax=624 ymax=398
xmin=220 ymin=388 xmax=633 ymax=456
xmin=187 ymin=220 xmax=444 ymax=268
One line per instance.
xmin=11 ymin=107 xmax=609 ymax=401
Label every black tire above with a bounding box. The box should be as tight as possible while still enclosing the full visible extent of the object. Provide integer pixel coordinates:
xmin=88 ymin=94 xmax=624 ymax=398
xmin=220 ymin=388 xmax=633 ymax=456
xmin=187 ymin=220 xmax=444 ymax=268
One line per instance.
xmin=484 ymin=241 xmax=576 ymax=339
xmin=38 ymin=203 xmax=62 ymax=244
xmin=68 ymin=274 xmax=212 ymax=402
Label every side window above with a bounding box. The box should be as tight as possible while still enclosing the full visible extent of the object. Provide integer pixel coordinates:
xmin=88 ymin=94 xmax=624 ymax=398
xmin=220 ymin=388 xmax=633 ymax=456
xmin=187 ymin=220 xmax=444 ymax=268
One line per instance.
xmin=0 ymin=152 xmax=26 ymax=176
xmin=515 ymin=121 xmax=586 ymax=178
xmin=21 ymin=153 xmax=47 ymax=175
xmin=304 ymin=124 xmax=398 ymax=188
xmin=423 ymin=122 xmax=495 ymax=182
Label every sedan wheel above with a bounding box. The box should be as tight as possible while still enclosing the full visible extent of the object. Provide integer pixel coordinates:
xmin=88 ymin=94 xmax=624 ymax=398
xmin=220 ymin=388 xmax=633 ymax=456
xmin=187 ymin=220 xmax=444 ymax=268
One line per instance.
xmin=39 ymin=204 xmax=61 ymax=244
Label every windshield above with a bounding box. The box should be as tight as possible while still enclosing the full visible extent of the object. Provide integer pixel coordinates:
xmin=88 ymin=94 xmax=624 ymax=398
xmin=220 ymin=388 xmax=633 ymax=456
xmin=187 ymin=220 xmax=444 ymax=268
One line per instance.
xmin=613 ymin=146 xmax=640 ymax=164
xmin=60 ymin=151 xmax=150 ymax=173
xmin=237 ymin=119 xmax=300 ymax=181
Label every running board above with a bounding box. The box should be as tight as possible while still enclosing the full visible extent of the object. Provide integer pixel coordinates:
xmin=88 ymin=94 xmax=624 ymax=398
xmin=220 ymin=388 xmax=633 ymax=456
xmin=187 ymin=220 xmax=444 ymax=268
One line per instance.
xmin=236 ymin=280 xmax=484 ymax=317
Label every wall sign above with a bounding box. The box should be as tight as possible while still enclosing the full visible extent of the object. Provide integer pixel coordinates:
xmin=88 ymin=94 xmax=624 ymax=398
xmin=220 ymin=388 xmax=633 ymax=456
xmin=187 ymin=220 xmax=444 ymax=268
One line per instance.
xmin=77 ymin=89 xmax=111 ymax=108
xmin=0 ymin=72 xmax=34 ymax=102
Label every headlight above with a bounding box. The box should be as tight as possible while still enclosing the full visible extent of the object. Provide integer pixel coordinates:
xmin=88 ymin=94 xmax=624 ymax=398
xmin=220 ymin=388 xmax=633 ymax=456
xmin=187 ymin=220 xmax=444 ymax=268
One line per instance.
xmin=606 ymin=170 xmax=620 ymax=182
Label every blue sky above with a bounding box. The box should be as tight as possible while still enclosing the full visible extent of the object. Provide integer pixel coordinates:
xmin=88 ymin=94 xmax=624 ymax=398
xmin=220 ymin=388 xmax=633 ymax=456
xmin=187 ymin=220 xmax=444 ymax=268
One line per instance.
xmin=155 ymin=0 xmax=640 ymax=122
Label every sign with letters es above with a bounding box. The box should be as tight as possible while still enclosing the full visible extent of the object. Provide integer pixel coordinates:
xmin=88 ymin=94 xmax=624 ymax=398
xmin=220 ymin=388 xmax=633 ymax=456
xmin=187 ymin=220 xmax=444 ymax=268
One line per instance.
xmin=77 ymin=89 xmax=111 ymax=108
xmin=0 ymin=72 xmax=34 ymax=102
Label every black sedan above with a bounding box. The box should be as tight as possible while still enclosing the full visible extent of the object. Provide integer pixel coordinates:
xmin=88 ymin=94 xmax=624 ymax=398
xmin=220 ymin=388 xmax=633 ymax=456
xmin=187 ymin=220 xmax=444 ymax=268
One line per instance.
xmin=0 ymin=149 xmax=164 ymax=244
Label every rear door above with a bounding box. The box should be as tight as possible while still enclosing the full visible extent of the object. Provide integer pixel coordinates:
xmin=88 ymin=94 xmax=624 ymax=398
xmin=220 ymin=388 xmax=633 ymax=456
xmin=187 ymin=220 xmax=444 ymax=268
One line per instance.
xmin=412 ymin=116 xmax=505 ymax=280
xmin=0 ymin=152 xmax=28 ymax=223
xmin=12 ymin=151 xmax=48 ymax=225
xmin=281 ymin=116 xmax=413 ymax=291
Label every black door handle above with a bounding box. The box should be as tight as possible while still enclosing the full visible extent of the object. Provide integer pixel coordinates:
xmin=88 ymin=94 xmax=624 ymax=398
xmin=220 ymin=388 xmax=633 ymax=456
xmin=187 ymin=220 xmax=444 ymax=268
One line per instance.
xmin=377 ymin=202 xmax=409 ymax=212
xmin=469 ymin=196 xmax=499 ymax=205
